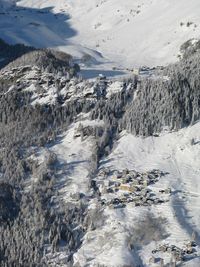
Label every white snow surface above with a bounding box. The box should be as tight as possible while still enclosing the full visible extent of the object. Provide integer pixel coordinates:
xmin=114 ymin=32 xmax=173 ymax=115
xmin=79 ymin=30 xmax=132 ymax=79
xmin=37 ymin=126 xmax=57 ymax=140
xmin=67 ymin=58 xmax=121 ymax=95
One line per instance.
xmin=35 ymin=118 xmax=104 ymax=204
xmin=1 ymin=0 xmax=200 ymax=69
xmin=73 ymin=122 xmax=200 ymax=267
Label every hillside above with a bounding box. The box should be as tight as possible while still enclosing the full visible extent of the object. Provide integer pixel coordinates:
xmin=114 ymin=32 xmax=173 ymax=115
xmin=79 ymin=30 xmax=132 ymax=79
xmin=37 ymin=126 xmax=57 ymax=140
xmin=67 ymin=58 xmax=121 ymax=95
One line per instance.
xmin=0 ymin=39 xmax=200 ymax=266
xmin=0 ymin=1 xmax=200 ymax=266
xmin=1 ymin=0 xmax=200 ymax=69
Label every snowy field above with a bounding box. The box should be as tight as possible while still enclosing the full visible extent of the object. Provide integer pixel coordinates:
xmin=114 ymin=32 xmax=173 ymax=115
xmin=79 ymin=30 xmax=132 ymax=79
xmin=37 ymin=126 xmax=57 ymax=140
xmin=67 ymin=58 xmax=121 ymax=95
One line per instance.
xmin=1 ymin=0 xmax=200 ymax=71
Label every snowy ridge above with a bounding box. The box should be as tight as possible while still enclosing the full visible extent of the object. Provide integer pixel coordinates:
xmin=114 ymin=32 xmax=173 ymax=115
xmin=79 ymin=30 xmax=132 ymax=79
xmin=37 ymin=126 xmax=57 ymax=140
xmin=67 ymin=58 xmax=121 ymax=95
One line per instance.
xmin=0 ymin=64 xmax=129 ymax=105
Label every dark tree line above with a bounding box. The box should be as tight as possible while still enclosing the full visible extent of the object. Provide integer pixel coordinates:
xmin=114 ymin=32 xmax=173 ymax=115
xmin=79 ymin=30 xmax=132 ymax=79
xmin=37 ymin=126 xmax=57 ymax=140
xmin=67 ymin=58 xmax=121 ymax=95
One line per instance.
xmin=0 ymin=82 xmax=94 ymax=266
xmin=122 ymin=50 xmax=200 ymax=136
xmin=0 ymin=38 xmax=35 ymax=69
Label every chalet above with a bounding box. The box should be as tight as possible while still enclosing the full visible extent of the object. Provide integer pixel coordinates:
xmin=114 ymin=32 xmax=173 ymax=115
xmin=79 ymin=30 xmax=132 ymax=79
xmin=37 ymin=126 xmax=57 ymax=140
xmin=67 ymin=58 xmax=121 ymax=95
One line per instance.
xmin=132 ymin=68 xmax=140 ymax=75
xmin=118 ymin=184 xmax=136 ymax=193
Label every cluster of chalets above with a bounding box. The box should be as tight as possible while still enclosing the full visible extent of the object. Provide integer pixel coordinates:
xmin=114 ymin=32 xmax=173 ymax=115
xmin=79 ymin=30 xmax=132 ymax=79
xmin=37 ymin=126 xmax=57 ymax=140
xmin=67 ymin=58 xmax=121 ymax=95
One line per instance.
xmin=92 ymin=168 xmax=171 ymax=209
xmin=150 ymin=239 xmax=198 ymax=266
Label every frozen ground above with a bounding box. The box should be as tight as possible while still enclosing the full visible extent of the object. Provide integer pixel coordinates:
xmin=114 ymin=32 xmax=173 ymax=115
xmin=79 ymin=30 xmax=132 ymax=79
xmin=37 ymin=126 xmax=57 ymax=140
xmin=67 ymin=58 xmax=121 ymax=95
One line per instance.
xmin=1 ymin=0 xmax=200 ymax=71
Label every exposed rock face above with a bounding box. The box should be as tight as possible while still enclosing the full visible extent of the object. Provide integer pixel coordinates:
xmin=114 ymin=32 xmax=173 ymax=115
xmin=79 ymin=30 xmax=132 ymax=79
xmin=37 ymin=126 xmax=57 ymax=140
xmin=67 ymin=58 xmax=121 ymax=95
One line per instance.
xmin=180 ymin=38 xmax=200 ymax=59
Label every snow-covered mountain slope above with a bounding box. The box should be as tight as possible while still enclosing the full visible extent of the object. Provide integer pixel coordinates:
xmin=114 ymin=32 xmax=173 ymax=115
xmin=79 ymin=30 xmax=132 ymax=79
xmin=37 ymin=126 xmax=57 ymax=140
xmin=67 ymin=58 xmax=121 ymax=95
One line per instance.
xmin=1 ymin=0 xmax=200 ymax=68
xmin=73 ymin=122 xmax=200 ymax=267
xmin=0 ymin=42 xmax=200 ymax=266
xmin=0 ymin=63 xmax=128 ymax=106
xmin=32 ymin=111 xmax=200 ymax=266
xmin=47 ymin=119 xmax=103 ymax=204
xmin=1 ymin=7 xmax=200 ymax=264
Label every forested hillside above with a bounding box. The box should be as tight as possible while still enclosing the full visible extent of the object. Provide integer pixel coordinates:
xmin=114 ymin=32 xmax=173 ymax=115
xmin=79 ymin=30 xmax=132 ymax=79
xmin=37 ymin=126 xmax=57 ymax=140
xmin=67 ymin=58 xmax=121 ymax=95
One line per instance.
xmin=0 ymin=39 xmax=200 ymax=266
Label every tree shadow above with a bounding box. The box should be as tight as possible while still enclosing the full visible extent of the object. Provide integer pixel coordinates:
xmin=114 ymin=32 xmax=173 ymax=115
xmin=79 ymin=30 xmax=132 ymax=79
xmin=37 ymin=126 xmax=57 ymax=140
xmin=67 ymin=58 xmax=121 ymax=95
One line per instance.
xmin=0 ymin=5 xmax=77 ymax=48
xmin=172 ymin=195 xmax=200 ymax=246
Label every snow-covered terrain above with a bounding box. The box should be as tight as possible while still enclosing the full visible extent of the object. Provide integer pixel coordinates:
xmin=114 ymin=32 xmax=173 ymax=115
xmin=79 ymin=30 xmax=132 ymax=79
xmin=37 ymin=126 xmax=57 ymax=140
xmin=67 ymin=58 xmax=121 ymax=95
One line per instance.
xmin=30 ymin=109 xmax=200 ymax=266
xmin=25 ymin=84 xmax=200 ymax=266
xmin=47 ymin=119 xmax=103 ymax=204
xmin=73 ymin=122 xmax=200 ymax=267
xmin=0 ymin=64 xmax=130 ymax=105
xmin=1 ymin=0 xmax=200 ymax=69
xmin=1 ymin=38 xmax=200 ymax=265
xmin=1 ymin=1 xmax=200 ymax=266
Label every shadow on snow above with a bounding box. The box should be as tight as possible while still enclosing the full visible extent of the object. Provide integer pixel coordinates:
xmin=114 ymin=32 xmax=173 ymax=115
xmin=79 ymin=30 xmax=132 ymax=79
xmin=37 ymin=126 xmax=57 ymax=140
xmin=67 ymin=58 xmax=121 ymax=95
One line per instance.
xmin=0 ymin=5 xmax=76 ymax=48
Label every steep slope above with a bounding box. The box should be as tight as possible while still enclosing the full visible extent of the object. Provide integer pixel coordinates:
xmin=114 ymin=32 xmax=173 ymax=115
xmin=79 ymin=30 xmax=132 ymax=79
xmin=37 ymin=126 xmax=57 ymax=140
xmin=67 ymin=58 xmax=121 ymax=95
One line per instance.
xmin=64 ymin=0 xmax=200 ymax=67
xmin=0 ymin=38 xmax=35 ymax=69
xmin=0 ymin=38 xmax=200 ymax=267
xmin=1 ymin=0 xmax=200 ymax=68
xmin=74 ymin=123 xmax=200 ymax=267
